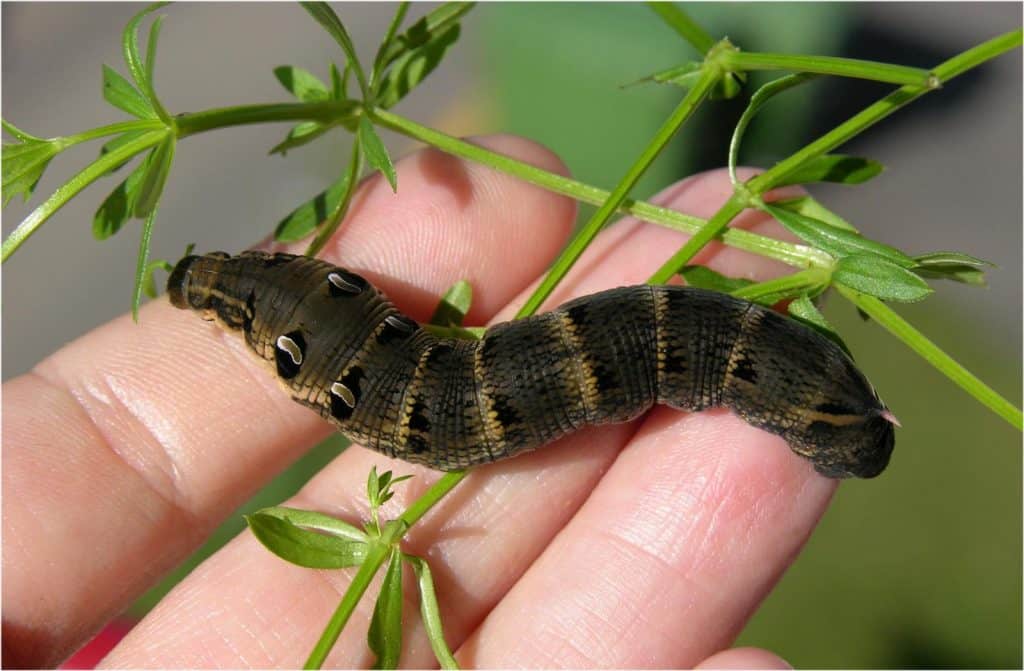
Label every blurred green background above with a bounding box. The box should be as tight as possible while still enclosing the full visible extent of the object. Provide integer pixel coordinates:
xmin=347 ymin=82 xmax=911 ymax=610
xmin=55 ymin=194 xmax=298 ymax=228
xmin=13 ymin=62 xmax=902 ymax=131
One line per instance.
xmin=3 ymin=3 xmax=1020 ymax=668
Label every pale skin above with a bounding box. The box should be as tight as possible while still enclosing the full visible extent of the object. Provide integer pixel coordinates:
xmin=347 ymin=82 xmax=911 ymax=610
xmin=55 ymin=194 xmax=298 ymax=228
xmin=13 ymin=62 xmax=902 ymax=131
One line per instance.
xmin=3 ymin=134 xmax=834 ymax=668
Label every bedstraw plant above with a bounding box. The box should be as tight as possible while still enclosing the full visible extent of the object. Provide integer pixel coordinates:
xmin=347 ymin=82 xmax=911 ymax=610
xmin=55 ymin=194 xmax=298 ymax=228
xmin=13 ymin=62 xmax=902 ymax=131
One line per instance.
xmin=2 ymin=3 xmax=1020 ymax=667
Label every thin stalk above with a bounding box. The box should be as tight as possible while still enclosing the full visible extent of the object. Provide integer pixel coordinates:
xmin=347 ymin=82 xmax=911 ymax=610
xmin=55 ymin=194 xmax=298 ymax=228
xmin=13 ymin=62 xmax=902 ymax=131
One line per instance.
xmin=515 ymin=66 xmax=721 ymax=318
xmin=175 ymin=101 xmax=358 ymax=138
xmin=400 ymin=471 xmax=468 ymax=528
xmin=647 ymin=193 xmax=747 ymax=284
xmin=304 ymin=541 xmax=391 ymax=669
xmin=2 ymin=129 xmax=166 ymax=262
xmin=303 ymin=472 xmax=465 ymax=668
xmin=731 ymin=267 xmax=830 ymax=303
xmin=837 ymin=286 xmax=1022 ymax=430
xmin=306 ymin=140 xmax=363 ymax=257
xmin=373 ymin=109 xmax=830 ymax=269
xmin=721 ymin=51 xmax=937 ymax=87
xmin=647 ymin=2 xmax=715 ymax=55
xmin=749 ymin=29 xmax=1022 ymax=194
xmin=63 ymin=118 xmax=164 ymax=145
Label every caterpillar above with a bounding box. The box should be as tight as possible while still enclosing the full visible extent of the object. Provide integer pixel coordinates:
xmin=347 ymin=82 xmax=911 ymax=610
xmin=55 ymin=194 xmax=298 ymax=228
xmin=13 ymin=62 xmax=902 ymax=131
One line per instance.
xmin=168 ymin=251 xmax=896 ymax=478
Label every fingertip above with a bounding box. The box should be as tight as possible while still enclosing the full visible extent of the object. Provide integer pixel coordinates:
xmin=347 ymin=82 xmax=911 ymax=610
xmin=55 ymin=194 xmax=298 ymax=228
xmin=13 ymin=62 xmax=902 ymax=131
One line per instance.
xmin=697 ymin=646 xmax=793 ymax=669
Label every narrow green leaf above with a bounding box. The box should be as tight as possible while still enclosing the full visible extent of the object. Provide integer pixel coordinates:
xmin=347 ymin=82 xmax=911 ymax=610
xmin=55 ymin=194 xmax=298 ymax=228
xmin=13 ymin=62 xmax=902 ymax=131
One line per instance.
xmin=371 ymin=2 xmax=410 ymax=88
xmin=2 ymin=133 xmax=65 ymax=206
xmin=274 ymin=173 xmax=353 ymax=242
xmin=429 ymin=280 xmax=473 ymax=327
xmin=912 ymin=251 xmax=994 ymax=286
xmin=776 ymin=154 xmax=884 ymax=186
xmin=368 ymin=465 xmax=381 ymax=506
xmin=330 ymin=62 xmax=345 ymax=100
xmin=406 ymin=555 xmax=459 ymax=669
xmin=256 ymin=506 xmax=368 ymax=543
xmin=730 ymin=73 xmax=816 ymax=185
xmin=133 ymin=134 xmax=175 ymax=218
xmin=142 ymin=258 xmax=173 ymax=298
xmin=273 ymin=65 xmax=330 ymax=102
xmin=300 ymin=2 xmax=370 ymax=100
xmin=269 ymin=121 xmax=332 ymax=156
xmin=679 ymin=265 xmax=754 ymax=293
xmin=375 ymin=24 xmax=461 ymax=110
xmin=359 ymin=117 xmax=397 ymax=192
xmin=913 ymin=266 xmax=987 ymax=286
xmin=122 ymin=2 xmax=171 ymax=123
xmin=145 ymin=14 xmax=165 ymax=85
xmin=787 ymin=295 xmax=853 ymax=357
xmin=247 ymin=512 xmax=368 ymax=569
xmin=770 ymin=196 xmax=858 ymax=233
xmin=914 ymin=251 xmax=994 ymax=267
xmin=378 ymin=2 xmax=474 ymax=72
xmin=131 ymin=203 xmax=159 ymax=321
xmin=764 ymin=204 xmax=916 ymax=268
xmin=102 ymin=65 xmax=156 ymax=119
xmin=625 ymin=61 xmax=702 ymax=90
xmin=834 ymin=254 xmax=933 ymax=302
xmin=93 ymin=154 xmax=150 ymax=240
xmin=368 ymin=548 xmax=404 ymax=670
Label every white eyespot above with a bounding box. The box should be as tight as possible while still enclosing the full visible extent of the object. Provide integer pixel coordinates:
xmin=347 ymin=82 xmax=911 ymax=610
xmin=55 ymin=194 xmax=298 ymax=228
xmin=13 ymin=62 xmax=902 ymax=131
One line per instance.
xmin=276 ymin=335 xmax=303 ymax=365
xmin=385 ymin=314 xmax=416 ymax=333
xmin=330 ymin=382 xmax=357 ymax=408
xmin=327 ymin=272 xmax=362 ymax=294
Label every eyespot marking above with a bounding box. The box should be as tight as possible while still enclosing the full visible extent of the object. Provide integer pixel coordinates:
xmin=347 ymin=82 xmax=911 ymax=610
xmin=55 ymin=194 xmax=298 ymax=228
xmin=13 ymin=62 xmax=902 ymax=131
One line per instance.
xmin=327 ymin=271 xmax=366 ymax=296
xmin=330 ymin=382 xmax=357 ymax=408
xmin=275 ymin=331 xmax=306 ymax=379
xmin=330 ymin=366 xmax=365 ymax=421
xmin=377 ymin=313 xmax=419 ymax=344
xmin=385 ymin=314 xmax=417 ymax=333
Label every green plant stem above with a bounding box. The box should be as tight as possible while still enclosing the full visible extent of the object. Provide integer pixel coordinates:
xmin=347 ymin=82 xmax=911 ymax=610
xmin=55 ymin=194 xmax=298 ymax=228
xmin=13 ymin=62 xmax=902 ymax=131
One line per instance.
xmin=721 ymin=51 xmax=937 ymax=87
xmin=731 ymin=267 xmax=830 ymax=304
xmin=399 ymin=471 xmax=467 ymax=527
xmin=63 ymin=118 xmax=163 ymax=145
xmin=304 ymin=540 xmax=391 ymax=669
xmin=306 ymin=140 xmax=363 ymax=257
xmin=2 ymin=129 xmax=166 ymax=262
xmin=515 ymin=66 xmax=721 ymax=318
xmin=646 ymin=2 xmax=715 ymax=55
xmin=303 ymin=471 xmax=466 ymax=668
xmin=837 ymin=286 xmax=1022 ymax=430
xmin=373 ymin=108 xmax=827 ymax=269
xmin=174 ymin=101 xmax=358 ymax=137
xmin=647 ymin=193 xmax=747 ymax=284
xmin=748 ymin=29 xmax=1022 ymax=194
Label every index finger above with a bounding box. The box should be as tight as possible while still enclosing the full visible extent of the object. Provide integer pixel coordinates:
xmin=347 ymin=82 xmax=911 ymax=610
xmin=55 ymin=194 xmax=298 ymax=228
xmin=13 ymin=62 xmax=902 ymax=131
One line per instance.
xmin=1 ymin=135 xmax=575 ymax=667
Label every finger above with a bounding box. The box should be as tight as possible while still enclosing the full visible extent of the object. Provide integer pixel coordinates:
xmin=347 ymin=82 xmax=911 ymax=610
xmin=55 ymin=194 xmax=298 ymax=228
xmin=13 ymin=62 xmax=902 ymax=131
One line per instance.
xmin=2 ymin=135 xmax=575 ymax=668
xmin=696 ymin=646 xmax=793 ymax=669
xmin=105 ymin=168 xmax=812 ymax=668
xmin=457 ymin=172 xmax=837 ymax=667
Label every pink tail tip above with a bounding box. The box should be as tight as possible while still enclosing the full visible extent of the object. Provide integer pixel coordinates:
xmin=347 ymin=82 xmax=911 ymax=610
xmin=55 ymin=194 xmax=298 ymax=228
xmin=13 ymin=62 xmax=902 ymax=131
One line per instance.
xmin=880 ymin=409 xmax=902 ymax=428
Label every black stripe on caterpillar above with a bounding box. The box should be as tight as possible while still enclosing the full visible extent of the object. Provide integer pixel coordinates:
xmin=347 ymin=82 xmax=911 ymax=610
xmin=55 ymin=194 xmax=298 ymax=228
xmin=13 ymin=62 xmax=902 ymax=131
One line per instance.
xmin=168 ymin=251 xmax=896 ymax=478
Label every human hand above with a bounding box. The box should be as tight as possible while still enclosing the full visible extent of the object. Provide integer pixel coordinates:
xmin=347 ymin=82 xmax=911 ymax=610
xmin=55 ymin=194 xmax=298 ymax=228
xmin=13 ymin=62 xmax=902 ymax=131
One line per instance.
xmin=3 ymin=135 xmax=829 ymax=668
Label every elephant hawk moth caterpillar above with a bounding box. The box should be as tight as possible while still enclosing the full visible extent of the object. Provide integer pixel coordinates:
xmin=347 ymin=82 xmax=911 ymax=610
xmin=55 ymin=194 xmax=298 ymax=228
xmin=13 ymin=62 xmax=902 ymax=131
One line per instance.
xmin=168 ymin=251 xmax=896 ymax=478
